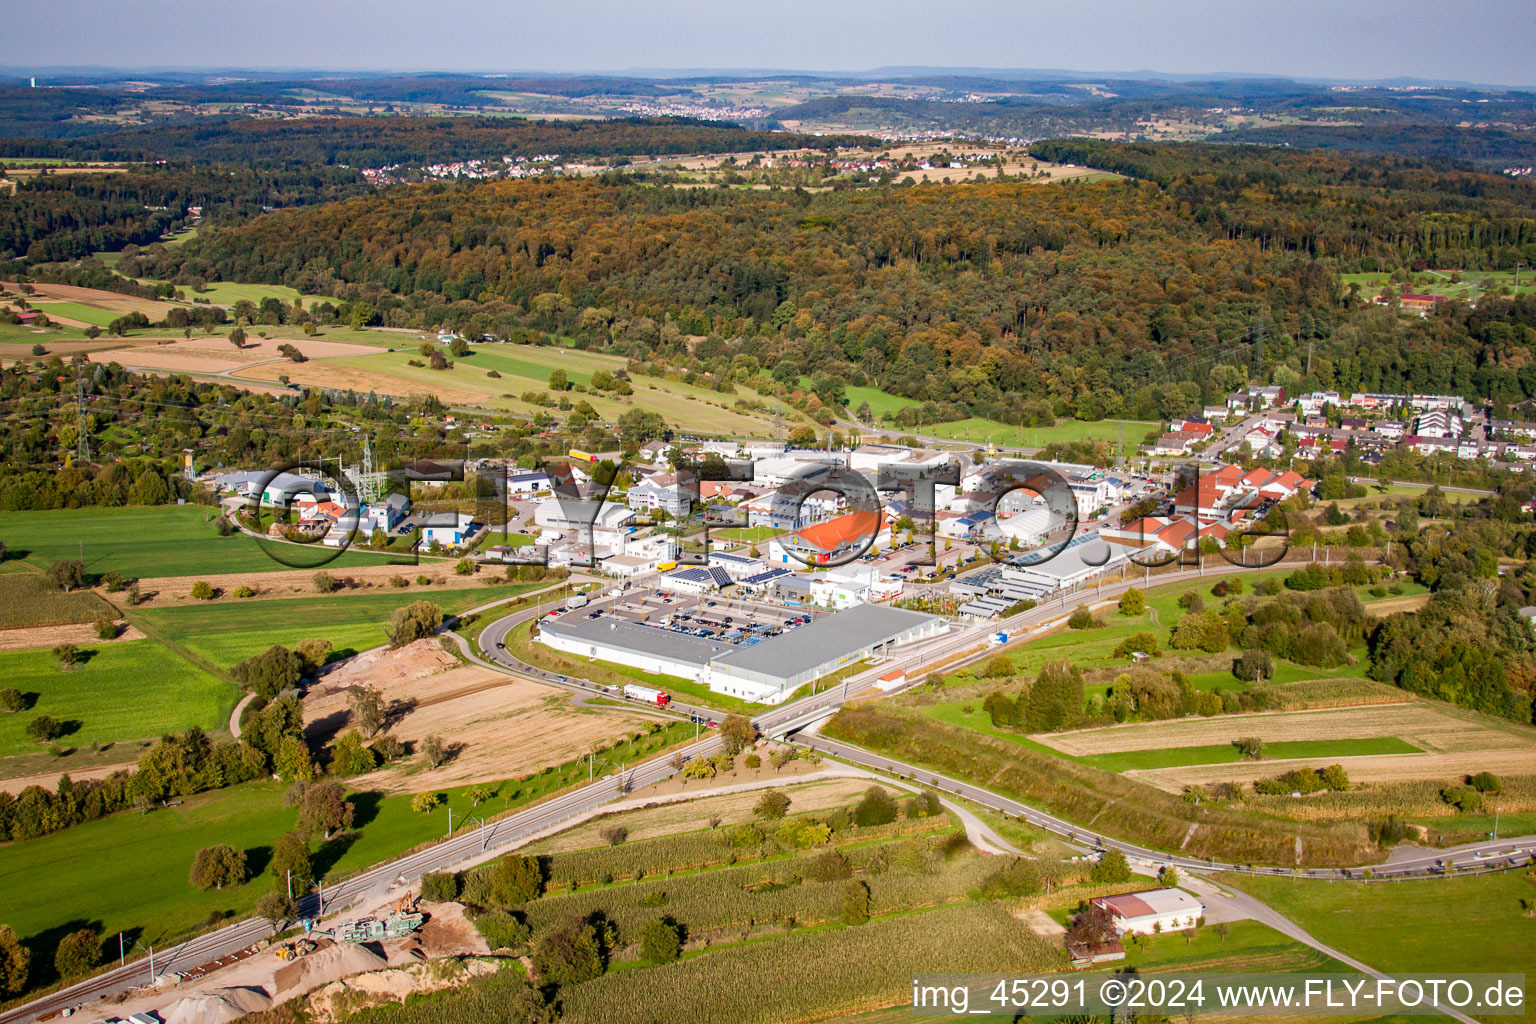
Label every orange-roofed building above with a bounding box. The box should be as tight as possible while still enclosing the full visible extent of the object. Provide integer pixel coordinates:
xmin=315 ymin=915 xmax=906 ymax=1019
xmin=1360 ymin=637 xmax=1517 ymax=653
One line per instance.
xmin=767 ymin=508 xmax=883 ymax=565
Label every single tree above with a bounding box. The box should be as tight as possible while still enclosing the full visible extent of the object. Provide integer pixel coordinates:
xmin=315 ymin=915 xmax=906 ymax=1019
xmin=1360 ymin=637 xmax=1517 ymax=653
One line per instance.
xmin=190 ymin=580 xmax=214 ymax=600
xmin=1090 ymin=849 xmax=1131 ymax=884
xmin=348 ymin=685 xmax=385 ymax=737
xmin=189 ymin=845 xmax=249 ymax=890
xmin=48 ymin=559 xmax=86 ymax=592
xmin=255 ymin=892 xmax=298 ymax=934
xmin=0 ymin=925 xmax=30 ymax=994
xmin=51 ymin=643 xmax=82 ymax=669
xmin=298 ymin=782 xmax=354 ymax=840
xmin=754 ymin=790 xmax=791 ymax=820
xmin=270 ymin=830 xmax=314 ymax=893
xmin=718 ymin=714 xmax=755 ymax=755
xmin=53 ymin=928 xmax=100 ymax=979
xmin=26 ymin=715 xmax=62 ymax=742
xmin=423 ymin=734 xmax=448 ymax=768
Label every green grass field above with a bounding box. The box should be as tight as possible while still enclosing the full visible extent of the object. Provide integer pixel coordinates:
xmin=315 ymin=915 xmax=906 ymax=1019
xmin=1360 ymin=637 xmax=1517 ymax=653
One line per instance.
xmin=177 ymin=281 xmax=331 ymax=306
xmin=1077 ymin=736 xmax=1422 ymax=772
xmin=137 ymin=583 xmax=540 ymax=669
xmin=712 ymin=524 xmax=784 ymax=544
xmin=318 ymin=342 xmax=794 ymax=436
xmin=27 ymin=301 xmax=121 ymax=327
xmin=920 ymin=417 xmax=1159 ymax=454
xmin=0 ymin=323 xmax=91 ymax=344
xmin=841 ymin=386 xmax=922 ymax=420
xmin=0 ymin=505 xmax=414 ymax=579
xmin=1222 ymin=870 xmax=1536 ymax=976
xmin=0 ymin=639 xmax=234 ymax=757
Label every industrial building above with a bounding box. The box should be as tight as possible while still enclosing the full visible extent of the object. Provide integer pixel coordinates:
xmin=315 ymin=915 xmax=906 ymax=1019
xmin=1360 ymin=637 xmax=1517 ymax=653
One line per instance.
xmin=537 ymin=602 xmax=945 ymax=704
xmin=1090 ymin=888 xmax=1205 ymax=936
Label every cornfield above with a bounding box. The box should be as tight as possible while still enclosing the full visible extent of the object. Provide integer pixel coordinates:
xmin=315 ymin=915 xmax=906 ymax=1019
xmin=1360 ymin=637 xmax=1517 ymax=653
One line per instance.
xmin=0 ymin=574 xmax=114 ymax=629
xmin=1264 ymin=677 xmax=1407 ymax=709
xmin=523 ymin=834 xmax=995 ymax=943
xmin=559 ymin=902 xmax=1061 ymax=1024
xmin=538 ymin=810 xmax=953 ymax=891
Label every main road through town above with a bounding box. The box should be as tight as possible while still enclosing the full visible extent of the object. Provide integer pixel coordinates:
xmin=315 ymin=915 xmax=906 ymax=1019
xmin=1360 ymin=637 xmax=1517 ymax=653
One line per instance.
xmin=6 ymin=560 xmax=1532 ymax=1023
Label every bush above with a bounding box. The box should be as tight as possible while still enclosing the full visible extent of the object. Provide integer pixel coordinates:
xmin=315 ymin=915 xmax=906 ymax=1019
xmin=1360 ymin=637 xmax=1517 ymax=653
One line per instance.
xmin=1441 ymin=786 xmax=1484 ymax=813
xmin=455 ymin=558 xmax=476 ymax=576
xmin=389 ymin=575 xmax=409 ymax=588
xmin=328 ymin=730 xmax=377 ymax=777
xmin=841 ymin=880 xmax=871 ymax=926
xmin=51 ymin=643 xmax=82 ymax=669
xmin=233 ymin=585 xmax=256 ymax=598
xmin=0 ymin=688 xmax=24 ymax=713
xmin=599 ymin=825 xmax=629 ymax=846
xmin=982 ymin=655 xmax=1013 ymax=678
xmin=1468 ymin=771 xmax=1502 ymax=793
xmin=1233 ymin=649 xmax=1273 ymax=683
xmin=1232 ymin=737 xmax=1265 ymax=760
xmin=1113 ymin=632 xmax=1161 ymax=659
xmin=852 ymin=786 xmax=898 ymax=827
xmin=190 ymin=580 xmax=214 ymax=600
xmin=26 ymin=715 xmax=62 ymax=741
xmin=93 ymin=618 xmax=118 ymax=640
xmin=488 ymin=854 xmax=544 ymax=909
xmin=1118 ymin=588 xmax=1145 ymax=616
xmin=312 ymin=572 xmax=337 ymax=594
xmin=388 ymin=601 xmax=443 ymax=647
xmin=420 ymin=871 xmax=460 ymax=902
xmin=371 ymin=734 xmax=405 ymax=761
xmin=473 ymin=908 xmax=531 ymax=950
xmin=639 ymin=917 xmax=684 ymax=964
xmin=1067 ymin=606 xmax=1099 ymax=630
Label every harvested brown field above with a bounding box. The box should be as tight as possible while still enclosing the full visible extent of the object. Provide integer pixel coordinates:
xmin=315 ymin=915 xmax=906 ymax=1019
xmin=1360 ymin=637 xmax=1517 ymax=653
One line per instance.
xmin=1033 ymin=703 xmax=1511 ymax=757
xmin=234 ymin=359 xmax=492 ymax=405
xmin=302 ymin=640 xmax=657 ymax=792
xmin=1361 ymin=592 xmax=1432 ymax=615
xmin=126 ymin=561 xmax=484 ymax=605
xmin=88 ymin=335 xmax=376 ymax=374
xmin=0 ymin=759 xmax=134 ymax=795
xmin=0 ymin=621 xmax=144 ymax=651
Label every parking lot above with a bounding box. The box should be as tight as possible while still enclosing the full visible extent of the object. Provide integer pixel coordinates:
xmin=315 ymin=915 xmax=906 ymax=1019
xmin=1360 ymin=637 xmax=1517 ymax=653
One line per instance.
xmin=547 ymin=586 xmax=830 ymax=652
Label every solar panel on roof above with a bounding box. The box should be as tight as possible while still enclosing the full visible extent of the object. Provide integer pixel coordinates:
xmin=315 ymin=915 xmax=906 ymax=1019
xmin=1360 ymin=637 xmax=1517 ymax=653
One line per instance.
xmin=708 ymin=566 xmax=732 ymax=587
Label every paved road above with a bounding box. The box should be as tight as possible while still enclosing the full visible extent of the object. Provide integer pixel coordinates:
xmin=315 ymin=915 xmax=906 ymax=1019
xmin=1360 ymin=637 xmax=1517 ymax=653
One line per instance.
xmin=8 ymin=561 xmax=1528 ymax=1022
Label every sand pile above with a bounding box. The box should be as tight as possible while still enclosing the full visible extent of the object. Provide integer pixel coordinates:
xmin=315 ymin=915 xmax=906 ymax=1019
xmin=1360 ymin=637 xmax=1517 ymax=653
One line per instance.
xmin=159 ymin=985 xmax=272 ymax=1024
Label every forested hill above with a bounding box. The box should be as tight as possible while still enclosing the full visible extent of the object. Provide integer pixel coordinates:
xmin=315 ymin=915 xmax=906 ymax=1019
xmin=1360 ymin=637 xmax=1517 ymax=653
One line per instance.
xmin=0 ymin=116 xmax=874 ymax=167
xmin=113 ymin=144 xmax=1536 ymax=422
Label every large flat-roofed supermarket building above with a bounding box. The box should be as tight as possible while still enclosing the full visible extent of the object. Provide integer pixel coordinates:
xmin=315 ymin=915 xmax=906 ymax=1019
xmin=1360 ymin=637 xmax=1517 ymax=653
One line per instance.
xmin=538 ymin=603 xmax=945 ymax=704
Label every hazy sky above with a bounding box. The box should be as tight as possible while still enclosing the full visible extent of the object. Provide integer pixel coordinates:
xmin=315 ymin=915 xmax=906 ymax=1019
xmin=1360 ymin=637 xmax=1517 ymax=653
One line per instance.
xmin=3 ymin=0 xmax=1533 ymax=87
